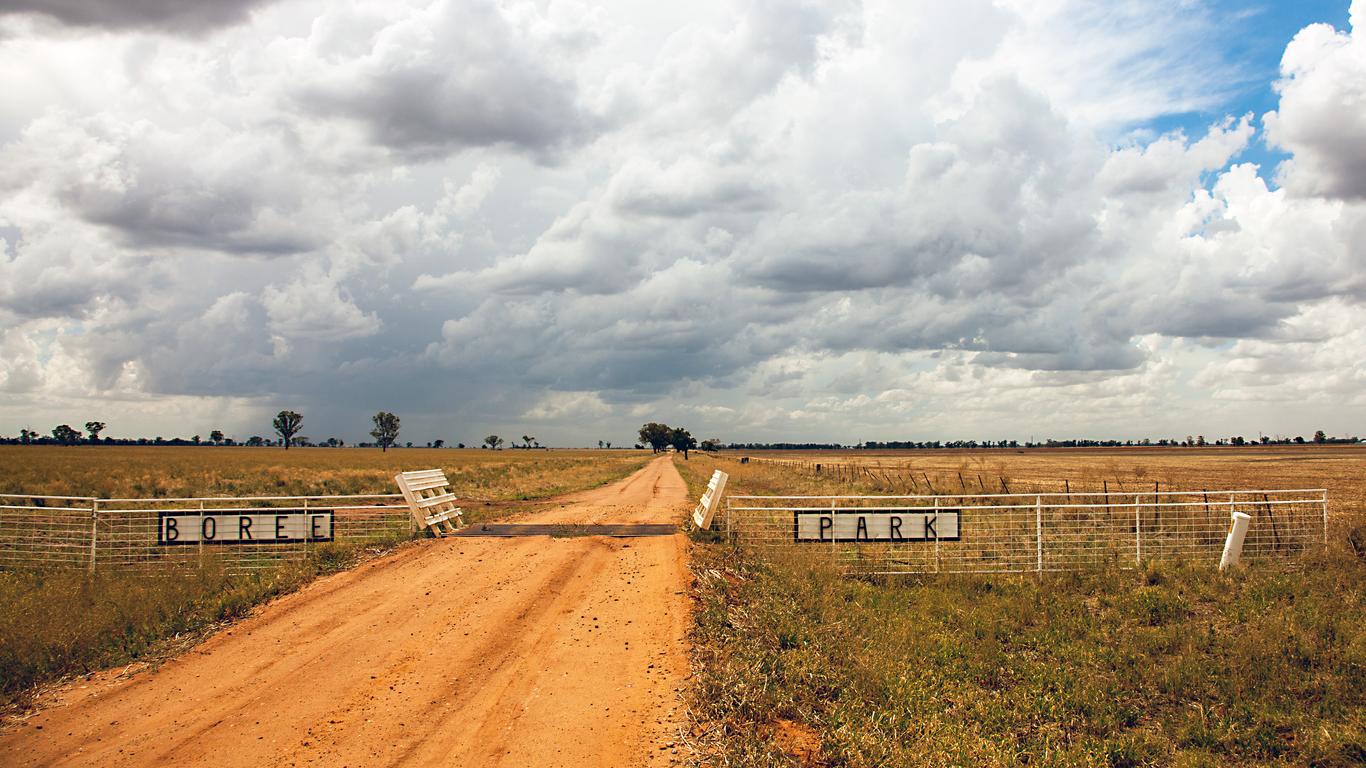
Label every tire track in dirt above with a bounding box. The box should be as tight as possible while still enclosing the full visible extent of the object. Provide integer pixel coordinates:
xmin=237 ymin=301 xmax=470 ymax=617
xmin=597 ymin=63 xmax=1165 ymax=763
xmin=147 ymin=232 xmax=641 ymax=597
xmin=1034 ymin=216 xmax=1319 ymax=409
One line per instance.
xmin=0 ymin=456 xmax=692 ymax=767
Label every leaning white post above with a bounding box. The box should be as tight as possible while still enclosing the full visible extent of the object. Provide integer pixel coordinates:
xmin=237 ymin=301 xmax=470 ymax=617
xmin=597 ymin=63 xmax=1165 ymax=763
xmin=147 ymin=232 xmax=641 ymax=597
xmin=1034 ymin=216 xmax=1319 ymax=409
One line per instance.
xmin=1220 ymin=511 xmax=1253 ymax=572
xmin=691 ymin=470 xmax=728 ymax=530
xmin=1035 ymin=495 xmax=1043 ymax=573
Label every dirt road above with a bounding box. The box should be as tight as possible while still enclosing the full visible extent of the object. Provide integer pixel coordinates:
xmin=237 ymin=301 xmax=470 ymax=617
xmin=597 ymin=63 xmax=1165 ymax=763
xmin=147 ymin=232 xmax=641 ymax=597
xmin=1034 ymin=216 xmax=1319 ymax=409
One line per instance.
xmin=1 ymin=456 xmax=693 ymax=767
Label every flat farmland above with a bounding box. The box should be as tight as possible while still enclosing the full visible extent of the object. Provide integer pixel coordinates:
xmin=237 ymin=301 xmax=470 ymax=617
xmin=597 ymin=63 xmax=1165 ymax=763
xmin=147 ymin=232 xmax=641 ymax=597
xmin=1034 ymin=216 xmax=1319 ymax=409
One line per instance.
xmin=674 ymin=449 xmax=1366 ymax=766
xmin=729 ymin=445 xmax=1366 ymax=532
xmin=0 ymin=445 xmax=652 ymax=501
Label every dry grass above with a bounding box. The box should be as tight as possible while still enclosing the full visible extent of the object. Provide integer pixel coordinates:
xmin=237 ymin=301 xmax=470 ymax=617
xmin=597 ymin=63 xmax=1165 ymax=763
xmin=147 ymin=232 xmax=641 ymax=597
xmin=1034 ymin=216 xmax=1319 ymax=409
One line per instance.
xmin=0 ymin=541 xmax=385 ymax=712
xmin=0 ymin=445 xmax=651 ymax=501
xmin=677 ymin=449 xmax=1366 ymax=767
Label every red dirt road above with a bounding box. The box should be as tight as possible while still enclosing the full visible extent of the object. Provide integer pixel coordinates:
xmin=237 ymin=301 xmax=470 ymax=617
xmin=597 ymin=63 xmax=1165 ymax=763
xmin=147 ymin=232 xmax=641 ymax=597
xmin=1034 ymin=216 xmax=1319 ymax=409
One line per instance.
xmin=1 ymin=456 xmax=692 ymax=767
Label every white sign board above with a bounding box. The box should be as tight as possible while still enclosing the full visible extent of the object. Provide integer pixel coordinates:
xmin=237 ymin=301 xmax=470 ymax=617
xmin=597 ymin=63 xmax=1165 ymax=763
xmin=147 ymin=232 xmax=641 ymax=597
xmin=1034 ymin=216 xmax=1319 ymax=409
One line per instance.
xmin=794 ymin=510 xmax=960 ymax=542
xmin=158 ymin=509 xmax=334 ymax=545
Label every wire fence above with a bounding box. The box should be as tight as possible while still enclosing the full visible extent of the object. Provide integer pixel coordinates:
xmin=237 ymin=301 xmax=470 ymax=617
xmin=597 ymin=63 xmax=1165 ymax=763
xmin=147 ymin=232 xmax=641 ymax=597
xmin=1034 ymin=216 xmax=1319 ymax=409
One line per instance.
xmin=0 ymin=493 xmax=412 ymax=574
xmin=723 ymin=488 xmax=1328 ymax=575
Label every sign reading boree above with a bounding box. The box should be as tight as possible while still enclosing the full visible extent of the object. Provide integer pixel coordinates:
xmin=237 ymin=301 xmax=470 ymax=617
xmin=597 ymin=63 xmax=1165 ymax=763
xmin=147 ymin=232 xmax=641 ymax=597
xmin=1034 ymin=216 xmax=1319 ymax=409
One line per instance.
xmin=794 ymin=509 xmax=961 ymax=542
xmin=158 ymin=509 xmax=334 ymax=545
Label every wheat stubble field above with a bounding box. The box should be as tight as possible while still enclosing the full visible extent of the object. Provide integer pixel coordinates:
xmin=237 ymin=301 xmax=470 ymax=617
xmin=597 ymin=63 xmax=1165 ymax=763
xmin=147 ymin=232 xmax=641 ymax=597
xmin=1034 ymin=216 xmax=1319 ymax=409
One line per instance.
xmin=0 ymin=445 xmax=652 ymax=502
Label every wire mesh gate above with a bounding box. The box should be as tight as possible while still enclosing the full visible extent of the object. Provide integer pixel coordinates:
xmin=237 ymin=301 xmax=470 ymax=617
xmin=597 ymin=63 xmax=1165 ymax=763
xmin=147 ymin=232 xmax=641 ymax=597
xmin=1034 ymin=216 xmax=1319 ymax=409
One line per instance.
xmin=723 ymin=488 xmax=1329 ymax=574
xmin=0 ymin=492 xmax=411 ymax=574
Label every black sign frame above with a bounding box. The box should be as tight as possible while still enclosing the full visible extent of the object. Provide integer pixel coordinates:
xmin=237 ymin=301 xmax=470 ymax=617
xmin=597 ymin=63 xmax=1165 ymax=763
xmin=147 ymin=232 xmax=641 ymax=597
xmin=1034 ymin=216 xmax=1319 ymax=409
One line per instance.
xmin=792 ymin=508 xmax=962 ymax=543
xmin=156 ymin=509 xmax=335 ymax=546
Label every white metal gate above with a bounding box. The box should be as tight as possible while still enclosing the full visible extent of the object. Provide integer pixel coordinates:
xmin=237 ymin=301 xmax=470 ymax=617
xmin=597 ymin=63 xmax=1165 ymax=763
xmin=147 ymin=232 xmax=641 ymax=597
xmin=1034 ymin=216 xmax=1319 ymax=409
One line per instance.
xmin=0 ymin=492 xmax=411 ymax=574
xmin=723 ymin=488 xmax=1328 ymax=574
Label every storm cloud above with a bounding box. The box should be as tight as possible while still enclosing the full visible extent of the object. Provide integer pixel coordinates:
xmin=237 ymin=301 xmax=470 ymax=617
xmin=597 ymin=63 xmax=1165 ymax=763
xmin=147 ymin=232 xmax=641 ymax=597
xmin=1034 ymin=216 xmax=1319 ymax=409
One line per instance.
xmin=0 ymin=0 xmax=275 ymax=34
xmin=2 ymin=0 xmax=1365 ymax=445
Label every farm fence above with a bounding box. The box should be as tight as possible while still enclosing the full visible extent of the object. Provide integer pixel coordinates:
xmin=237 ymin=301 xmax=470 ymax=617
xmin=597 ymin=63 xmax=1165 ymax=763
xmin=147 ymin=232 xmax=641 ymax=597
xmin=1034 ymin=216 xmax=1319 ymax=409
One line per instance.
xmin=0 ymin=492 xmax=412 ymax=574
xmin=723 ymin=488 xmax=1328 ymax=575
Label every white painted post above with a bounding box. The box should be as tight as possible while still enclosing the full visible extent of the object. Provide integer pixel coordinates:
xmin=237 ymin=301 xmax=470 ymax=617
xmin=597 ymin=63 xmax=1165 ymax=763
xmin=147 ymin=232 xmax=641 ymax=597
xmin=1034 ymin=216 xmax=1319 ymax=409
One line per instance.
xmin=1035 ymin=495 xmax=1043 ymax=573
xmin=1134 ymin=494 xmax=1142 ymax=566
xmin=1220 ymin=512 xmax=1253 ymax=572
xmin=830 ymin=499 xmax=837 ymax=563
xmin=1322 ymin=491 xmax=1329 ymax=548
xmin=87 ymin=499 xmax=98 ymax=574
xmin=303 ymin=497 xmax=310 ymax=562
xmin=933 ymin=496 xmax=941 ymax=573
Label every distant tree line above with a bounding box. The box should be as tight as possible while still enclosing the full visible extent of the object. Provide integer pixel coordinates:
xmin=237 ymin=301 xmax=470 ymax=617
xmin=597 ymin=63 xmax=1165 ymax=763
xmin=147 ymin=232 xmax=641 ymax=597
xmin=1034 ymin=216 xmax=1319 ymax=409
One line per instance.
xmin=725 ymin=442 xmax=847 ymax=450
xmin=4 ymin=419 xmax=1357 ymax=451
xmin=0 ymin=410 xmax=470 ymax=449
xmin=723 ymin=431 xmax=1359 ymax=450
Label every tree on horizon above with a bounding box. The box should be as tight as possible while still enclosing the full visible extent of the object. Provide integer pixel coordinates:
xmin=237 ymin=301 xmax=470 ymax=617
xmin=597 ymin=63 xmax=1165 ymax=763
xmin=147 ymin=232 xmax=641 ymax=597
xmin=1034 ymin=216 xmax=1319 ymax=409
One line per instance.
xmin=670 ymin=427 xmax=697 ymax=459
xmin=371 ymin=412 xmax=401 ymax=452
xmin=52 ymin=424 xmax=82 ymax=445
xmin=273 ymin=410 xmax=303 ymax=450
xmin=638 ymin=422 xmax=671 ymax=453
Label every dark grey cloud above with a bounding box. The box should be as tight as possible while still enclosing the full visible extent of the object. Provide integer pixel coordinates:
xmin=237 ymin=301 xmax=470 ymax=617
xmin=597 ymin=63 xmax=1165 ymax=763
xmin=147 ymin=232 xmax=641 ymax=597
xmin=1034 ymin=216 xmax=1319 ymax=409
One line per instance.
xmin=3 ymin=115 xmax=325 ymax=256
xmin=0 ymin=0 xmax=274 ymax=34
xmin=296 ymin=0 xmax=607 ymax=160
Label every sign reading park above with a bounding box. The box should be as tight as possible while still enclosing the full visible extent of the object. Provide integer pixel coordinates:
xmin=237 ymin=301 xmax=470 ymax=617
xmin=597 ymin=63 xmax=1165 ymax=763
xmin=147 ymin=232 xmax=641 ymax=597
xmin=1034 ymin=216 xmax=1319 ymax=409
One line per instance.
xmin=794 ymin=509 xmax=960 ymax=542
xmin=158 ymin=509 xmax=334 ymax=546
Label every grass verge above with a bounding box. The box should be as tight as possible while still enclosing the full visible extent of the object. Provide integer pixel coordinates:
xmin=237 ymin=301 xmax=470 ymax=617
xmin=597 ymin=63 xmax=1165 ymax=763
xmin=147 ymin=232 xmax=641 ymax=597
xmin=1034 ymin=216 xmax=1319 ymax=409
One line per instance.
xmin=0 ymin=538 xmax=407 ymax=713
xmin=676 ymin=455 xmax=1366 ymax=767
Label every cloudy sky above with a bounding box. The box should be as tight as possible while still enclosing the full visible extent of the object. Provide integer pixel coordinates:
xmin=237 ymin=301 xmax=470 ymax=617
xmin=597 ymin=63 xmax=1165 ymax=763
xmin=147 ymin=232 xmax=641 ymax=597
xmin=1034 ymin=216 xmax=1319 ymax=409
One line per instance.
xmin=1 ymin=0 xmax=1363 ymax=446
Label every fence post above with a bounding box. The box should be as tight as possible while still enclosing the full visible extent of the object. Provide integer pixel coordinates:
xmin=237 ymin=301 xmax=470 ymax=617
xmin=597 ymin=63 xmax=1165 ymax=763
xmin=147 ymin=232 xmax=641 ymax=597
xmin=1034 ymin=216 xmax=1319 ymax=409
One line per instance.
xmin=303 ymin=497 xmax=310 ymax=563
xmin=830 ymin=499 xmax=837 ymax=563
xmin=1220 ymin=512 xmax=1252 ymax=572
xmin=1134 ymin=494 xmax=1142 ymax=566
xmin=1035 ymin=495 xmax=1043 ymax=573
xmin=87 ymin=499 xmax=99 ymax=574
xmin=933 ymin=496 xmax=941 ymax=573
xmin=725 ymin=497 xmax=732 ymax=541
xmin=1322 ymin=490 xmax=1329 ymax=548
